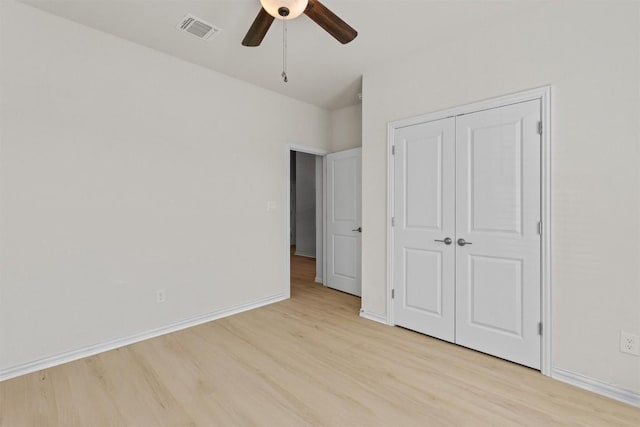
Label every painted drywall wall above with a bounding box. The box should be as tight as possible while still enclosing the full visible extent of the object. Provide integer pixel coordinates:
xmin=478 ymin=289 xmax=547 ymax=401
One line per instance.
xmin=0 ymin=0 xmax=331 ymax=373
xmin=361 ymin=0 xmax=640 ymax=394
xmin=331 ymin=104 xmax=362 ymax=152
xmin=295 ymin=152 xmax=316 ymax=257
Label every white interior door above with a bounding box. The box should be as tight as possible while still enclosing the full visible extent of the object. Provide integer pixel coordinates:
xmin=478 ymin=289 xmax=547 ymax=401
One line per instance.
xmin=455 ymin=100 xmax=541 ymax=369
xmin=391 ymin=100 xmax=542 ymax=369
xmin=392 ymin=118 xmax=456 ymax=342
xmin=326 ymin=148 xmax=362 ymax=296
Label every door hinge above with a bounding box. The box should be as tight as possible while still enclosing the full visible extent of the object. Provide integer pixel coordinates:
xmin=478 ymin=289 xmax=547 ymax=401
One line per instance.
xmin=391 ymin=289 xmax=395 ymax=299
xmin=537 ymin=221 xmax=542 ymax=235
xmin=537 ymin=121 xmax=543 ymax=135
xmin=391 ymin=145 xmax=395 ymax=155
xmin=538 ymin=322 xmax=543 ymax=336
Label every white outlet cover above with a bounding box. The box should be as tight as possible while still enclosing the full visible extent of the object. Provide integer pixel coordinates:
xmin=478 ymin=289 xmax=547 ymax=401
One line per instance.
xmin=156 ymin=290 xmax=166 ymax=304
xmin=620 ymin=331 xmax=640 ymax=356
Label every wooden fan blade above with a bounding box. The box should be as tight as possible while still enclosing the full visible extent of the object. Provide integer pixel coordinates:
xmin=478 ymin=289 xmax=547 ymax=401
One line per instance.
xmin=304 ymin=0 xmax=357 ymax=44
xmin=242 ymin=7 xmax=275 ymax=46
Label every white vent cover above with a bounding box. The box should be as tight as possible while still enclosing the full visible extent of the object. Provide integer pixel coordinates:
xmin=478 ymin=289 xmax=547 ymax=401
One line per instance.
xmin=177 ymin=14 xmax=222 ymax=40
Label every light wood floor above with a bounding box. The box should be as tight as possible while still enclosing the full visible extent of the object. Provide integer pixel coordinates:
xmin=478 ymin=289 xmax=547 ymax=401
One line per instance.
xmin=1 ymin=255 xmax=639 ymax=426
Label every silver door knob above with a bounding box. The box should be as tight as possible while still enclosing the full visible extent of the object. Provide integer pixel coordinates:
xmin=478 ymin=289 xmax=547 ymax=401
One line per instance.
xmin=352 ymin=227 xmax=362 ymax=232
xmin=434 ymin=237 xmax=453 ymax=245
xmin=457 ymin=238 xmax=472 ymax=246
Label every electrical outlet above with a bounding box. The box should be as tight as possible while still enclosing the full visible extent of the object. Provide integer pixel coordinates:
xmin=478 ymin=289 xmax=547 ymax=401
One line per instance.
xmin=620 ymin=331 xmax=640 ymax=356
xmin=156 ymin=290 xmax=166 ymax=304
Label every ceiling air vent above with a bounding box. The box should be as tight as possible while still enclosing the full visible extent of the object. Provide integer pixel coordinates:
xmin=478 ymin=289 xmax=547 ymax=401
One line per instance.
xmin=177 ymin=14 xmax=222 ymax=40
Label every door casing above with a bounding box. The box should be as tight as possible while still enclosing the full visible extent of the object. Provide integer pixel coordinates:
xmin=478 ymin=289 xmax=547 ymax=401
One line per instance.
xmin=386 ymin=86 xmax=552 ymax=376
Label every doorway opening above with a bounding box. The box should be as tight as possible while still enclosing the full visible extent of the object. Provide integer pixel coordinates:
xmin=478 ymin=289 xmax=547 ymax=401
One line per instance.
xmin=289 ymin=149 xmax=324 ymax=294
xmin=285 ymin=145 xmax=363 ymax=303
xmin=285 ymin=145 xmax=327 ymax=300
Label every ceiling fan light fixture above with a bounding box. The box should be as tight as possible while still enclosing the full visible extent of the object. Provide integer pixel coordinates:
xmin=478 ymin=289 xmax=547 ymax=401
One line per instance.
xmin=260 ymin=0 xmax=308 ymax=20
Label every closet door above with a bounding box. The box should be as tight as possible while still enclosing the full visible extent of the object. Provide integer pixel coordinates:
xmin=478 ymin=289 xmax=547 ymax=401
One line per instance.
xmin=392 ymin=118 xmax=456 ymax=342
xmin=455 ymin=100 xmax=541 ymax=369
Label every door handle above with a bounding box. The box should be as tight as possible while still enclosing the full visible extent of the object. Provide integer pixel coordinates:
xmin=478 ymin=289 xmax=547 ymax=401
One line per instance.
xmin=457 ymin=238 xmax=472 ymax=246
xmin=434 ymin=237 xmax=453 ymax=245
xmin=352 ymin=227 xmax=362 ymax=232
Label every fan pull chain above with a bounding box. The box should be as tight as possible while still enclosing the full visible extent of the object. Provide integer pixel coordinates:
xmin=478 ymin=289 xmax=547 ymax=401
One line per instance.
xmin=282 ymin=18 xmax=288 ymax=83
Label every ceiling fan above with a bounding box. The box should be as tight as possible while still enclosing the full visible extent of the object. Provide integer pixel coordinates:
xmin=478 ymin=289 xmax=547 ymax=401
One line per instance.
xmin=242 ymin=0 xmax=358 ymax=47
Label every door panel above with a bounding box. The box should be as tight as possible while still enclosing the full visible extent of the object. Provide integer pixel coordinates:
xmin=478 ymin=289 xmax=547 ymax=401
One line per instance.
xmin=404 ymin=249 xmax=443 ymax=315
xmin=468 ymin=121 xmax=523 ymax=234
xmin=455 ymin=100 xmax=541 ymax=369
xmin=467 ymin=255 xmax=523 ymax=336
xmin=405 ymin=136 xmax=443 ymax=230
xmin=393 ymin=118 xmax=456 ymax=342
xmin=333 ymin=235 xmax=357 ymax=279
xmin=333 ymin=157 xmax=358 ymax=221
xmin=326 ymin=148 xmax=362 ymax=296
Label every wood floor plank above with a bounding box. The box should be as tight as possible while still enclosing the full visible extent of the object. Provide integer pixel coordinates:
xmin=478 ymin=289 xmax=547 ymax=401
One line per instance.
xmin=1 ymin=253 xmax=639 ymax=426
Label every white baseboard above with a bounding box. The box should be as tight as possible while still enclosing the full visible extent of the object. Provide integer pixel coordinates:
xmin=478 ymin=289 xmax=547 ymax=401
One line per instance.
xmin=314 ymin=276 xmax=323 ymax=284
xmin=359 ymin=309 xmax=389 ymax=325
xmin=294 ymin=251 xmax=316 ymax=259
xmin=552 ymin=367 xmax=640 ymax=408
xmin=0 ymin=293 xmax=288 ymax=382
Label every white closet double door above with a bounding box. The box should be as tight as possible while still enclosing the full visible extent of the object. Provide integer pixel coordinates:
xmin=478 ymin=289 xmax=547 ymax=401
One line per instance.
xmin=392 ymin=100 xmax=542 ymax=369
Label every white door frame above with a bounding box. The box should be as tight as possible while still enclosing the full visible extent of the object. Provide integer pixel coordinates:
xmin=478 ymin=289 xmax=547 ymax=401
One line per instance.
xmin=386 ymin=86 xmax=552 ymax=376
xmin=285 ymin=144 xmax=329 ymax=298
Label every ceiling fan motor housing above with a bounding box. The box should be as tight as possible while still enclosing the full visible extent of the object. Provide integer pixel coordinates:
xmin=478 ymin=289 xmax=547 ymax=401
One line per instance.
xmin=260 ymin=0 xmax=308 ymax=20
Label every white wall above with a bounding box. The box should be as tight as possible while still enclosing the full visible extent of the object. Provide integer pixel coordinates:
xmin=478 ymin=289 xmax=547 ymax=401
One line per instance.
xmin=295 ymin=152 xmax=316 ymax=257
xmin=330 ymin=104 xmax=362 ymax=152
xmin=0 ymin=0 xmax=331 ymax=375
xmin=362 ymin=1 xmax=640 ymax=395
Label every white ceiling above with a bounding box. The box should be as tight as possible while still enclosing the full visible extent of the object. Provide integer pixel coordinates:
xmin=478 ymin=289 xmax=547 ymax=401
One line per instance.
xmin=20 ymin=0 xmax=541 ymax=110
